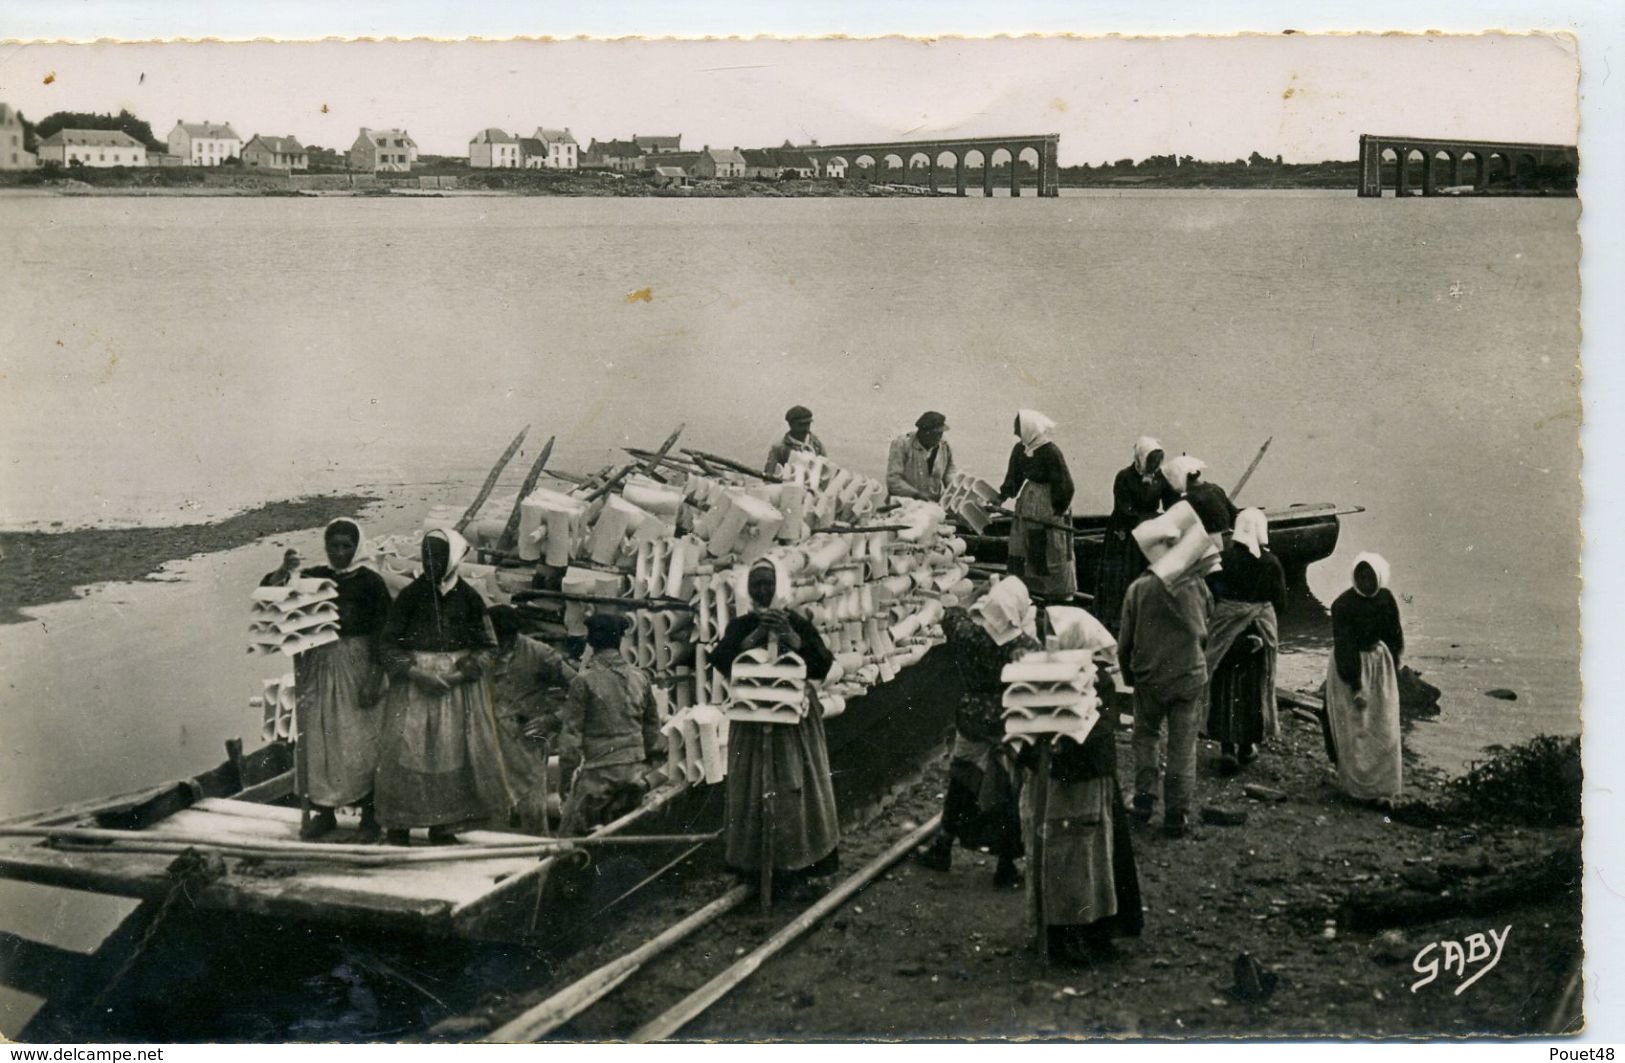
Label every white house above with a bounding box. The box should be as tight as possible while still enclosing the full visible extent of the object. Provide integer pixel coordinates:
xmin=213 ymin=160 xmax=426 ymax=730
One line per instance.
xmin=469 ymin=128 xmax=520 ymax=169
xmin=0 ymin=103 xmax=34 ymax=170
xmin=37 ymin=129 xmax=147 ymax=167
xmin=349 ymin=128 xmax=418 ymax=173
xmin=526 ymin=127 xmax=579 ymax=170
xmin=167 ymin=120 xmax=242 ymax=166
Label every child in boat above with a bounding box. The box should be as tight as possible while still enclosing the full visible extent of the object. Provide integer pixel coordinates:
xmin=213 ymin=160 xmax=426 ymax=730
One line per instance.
xmin=1324 ymin=553 xmax=1405 ymax=806
xmin=558 ymin=612 xmax=666 ymax=834
xmin=488 ymin=605 xmax=578 ymax=833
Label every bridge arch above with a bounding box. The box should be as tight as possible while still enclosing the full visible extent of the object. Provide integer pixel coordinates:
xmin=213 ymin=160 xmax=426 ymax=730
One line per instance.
xmin=1359 ymin=133 xmax=1577 ymax=197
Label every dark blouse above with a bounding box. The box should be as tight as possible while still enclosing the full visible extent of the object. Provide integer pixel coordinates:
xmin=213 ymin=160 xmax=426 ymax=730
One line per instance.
xmin=941 ymin=606 xmax=1041 ymax=744
xmin=379 ymin=577 xmax=498 ymax=677
xmin=1185 ymin=481 xmax=1240 ymax=534
xmin=260 ymin=565 xmax=393 ymax=639
xmin=1213 ymin=545 xmax=1287 ymax=612
xmin=711 ymin=610 xmax=834 ymax=683
xmin=1107 ymin=464 xmax=1179 ymax=532
xmin=1330 ymin=587 xmax=1404 ymax=689
xmin=999 ymin=442 xmax=1074 ymax=515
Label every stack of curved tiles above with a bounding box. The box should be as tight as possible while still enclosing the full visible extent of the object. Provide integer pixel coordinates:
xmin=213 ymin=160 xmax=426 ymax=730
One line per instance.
xmin=1000 ymin=650 xmax=1102 ymax=747
xmin=782 ymin=452 xmax=888 ymax=528
xmin=249 ymin=579 xmax=342 ymax=657
xmin=660 ymin=704 xmax=730 ymax=785
xmin=251 ymin=672 xmax=299 ymax=742
xmin=724 ymin=644 xmax=808 ymax=726
xmin=938 ymin=472 xmax=1003 ymax=534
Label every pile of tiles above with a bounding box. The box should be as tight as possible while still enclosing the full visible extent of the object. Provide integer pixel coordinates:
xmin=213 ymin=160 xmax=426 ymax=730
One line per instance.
xmin=661 ymin=704 xmax=730 ymax=785
xmin=999 ymin=650 xmax=1102 ymax=747
xmin=249 ymin=579 xmax=342 ymax=656
xmin=938 ymin=471 xmax=1004 ymax=533
xmin=723 ymin=641 xmax=810 ymax=726
xmin=251 ymin=672 xmax=298 ymax=742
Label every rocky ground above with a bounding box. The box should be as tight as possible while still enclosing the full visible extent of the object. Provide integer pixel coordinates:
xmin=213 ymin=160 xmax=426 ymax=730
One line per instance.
xmin=451 ymin=712 xmax=1582 ymax=1042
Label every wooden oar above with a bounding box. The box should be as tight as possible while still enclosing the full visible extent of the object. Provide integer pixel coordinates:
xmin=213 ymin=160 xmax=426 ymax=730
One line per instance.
xmin=580 ymin=462 xmax=637 ymax=503
xmin=514 ymin=590 xmax=695 ymax=613
xmin=456 ymin=426 xmax=530 ymax=532
xmin=497 ymin=435 xmax=556 ymax=552
xmin=681 ymin=448 xmax=780 ymax=483
xmin=1230 ymin=436 xmax=1274 ymax=502
xmin=638 ymin=423 xmax=687 ymax=476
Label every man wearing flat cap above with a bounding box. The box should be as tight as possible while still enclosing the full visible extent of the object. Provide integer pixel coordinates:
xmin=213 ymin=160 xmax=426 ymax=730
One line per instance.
xmin=887 ymin=411 xmax=955 ymax=501
xmin=765 ymin=405 xmax=827 ymax=476
xmin=559 ymin=612 xmax=666 ymax=834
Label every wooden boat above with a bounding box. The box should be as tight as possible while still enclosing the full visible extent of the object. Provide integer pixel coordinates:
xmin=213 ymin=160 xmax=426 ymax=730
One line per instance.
xmin=0 ymin=646 xmax=962 ymax=946
xmin=965 ymin=501 xmax=1363 ymax=589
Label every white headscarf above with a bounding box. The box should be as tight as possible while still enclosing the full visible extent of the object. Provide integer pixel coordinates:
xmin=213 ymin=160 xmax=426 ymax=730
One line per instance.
xmin=970 ymin=576 xmax=1037 ymax=646
xmin=1015 ymin=409 xmax=1057 ymax=459
xmin=424 ymin=527 xmax=472 ymax=595
xmin=1160 ymin=454 xmax=1208 ymax=495
xmin=1352 ymin=552 xmax=1391 ymax=596
xmin=1232 ymin=508 xmax=1269 ymax=559
xmin=746 ymin=557 xmax=789 ymax=611
xmin=323 ymin=518 xmax=368 ymax=576
xmin=1133 ymin=437 xmax=1164 ymax=476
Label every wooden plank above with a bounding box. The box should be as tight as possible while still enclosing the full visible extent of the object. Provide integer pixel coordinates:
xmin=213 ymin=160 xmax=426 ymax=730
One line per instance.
xmin=193 ymin=798 xmax=549 ymax=846
xmin=456 ymin=426 xmax=530 ymax=532
xmin=232 ymin=770 xmax=294 ymax=804
xmin=0 ymin=931 xmax=97 ymax=998
xmin=0 ymin=781 xmax=184 ymax=828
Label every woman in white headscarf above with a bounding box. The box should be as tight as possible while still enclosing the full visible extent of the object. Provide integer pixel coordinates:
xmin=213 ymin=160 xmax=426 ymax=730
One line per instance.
xmin=997 ymin=410 xmax=1077 ymax=600
xmin=1161 ymin=454 xmax=1238 ymax=538
xmin=915 ymin=577 xmax=1041 ymax=889
xmin=711 ymin=558 xmax=841 ymax=900
xmin=260 ymin=518 xmax=394 ymax=841
xmin=1324 ymin=553 xmax=1405 ymax=805
xmin=1204 ymin=508 xmax=1287 ymax=774
xmin=375 ymin=528 xmax=512 ymax=844
xmin=1094 ymin=436 xmax=1179 ymax=633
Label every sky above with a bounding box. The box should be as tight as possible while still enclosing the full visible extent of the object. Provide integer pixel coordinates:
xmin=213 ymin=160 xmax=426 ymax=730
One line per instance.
xmin=0 ymin=34 xmax=1579 ymax=165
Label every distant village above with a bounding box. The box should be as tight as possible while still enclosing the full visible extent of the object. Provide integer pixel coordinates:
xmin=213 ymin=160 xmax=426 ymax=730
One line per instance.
xmin=0 ymin=103 xmax=851 ymax=186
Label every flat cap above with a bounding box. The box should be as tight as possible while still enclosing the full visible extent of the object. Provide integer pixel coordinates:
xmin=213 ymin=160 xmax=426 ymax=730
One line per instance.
xmin=915 ymin=410 xmax=948 ymax=431
xmin=785 ymin=405 xmax=814 ymax=424
xmin=585 ymin=611 xmax=627 ymax=645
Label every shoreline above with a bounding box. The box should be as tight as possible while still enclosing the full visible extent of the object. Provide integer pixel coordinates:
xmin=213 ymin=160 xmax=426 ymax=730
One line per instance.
xmin=0 ymin=492 xmax=380 ymax=625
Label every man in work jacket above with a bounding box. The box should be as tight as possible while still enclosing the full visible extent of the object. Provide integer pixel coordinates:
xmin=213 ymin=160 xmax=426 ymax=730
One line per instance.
xmin=559 ymin=612 xmax=666 ymax=834
xmin=765 ymin=404 xmax=827 ymax=476
xmin=887 ymin=410 xmax=954 ymax=501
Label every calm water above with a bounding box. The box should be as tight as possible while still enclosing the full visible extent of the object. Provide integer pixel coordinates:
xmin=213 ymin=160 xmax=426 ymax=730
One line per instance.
xmin=0 ymin=191 xmax=1582 ymax=1029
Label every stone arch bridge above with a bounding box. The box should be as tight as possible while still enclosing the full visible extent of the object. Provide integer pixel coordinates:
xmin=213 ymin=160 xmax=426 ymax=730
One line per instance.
xmin=1358 ymin=134 xmax=1578 ymax=197
xmin=806 ymin=134 xmax=1061 ymax=197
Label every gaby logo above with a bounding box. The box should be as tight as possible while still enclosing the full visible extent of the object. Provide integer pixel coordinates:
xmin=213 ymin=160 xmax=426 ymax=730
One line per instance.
xmin=1411 ymin=925 xmax=1512 ymax=995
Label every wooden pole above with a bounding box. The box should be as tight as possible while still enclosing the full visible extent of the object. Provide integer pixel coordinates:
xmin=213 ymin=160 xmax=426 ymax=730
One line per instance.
xmin=1033 ymin=742 xmax=1052 ymax=969
xmin=485 ymin=885 xmax=753 ymax=1042
xmin=680 ymin=448 xmax=780 ymax=483
xmin=628 ymin=815 xmax=942 ymax=1043
xmin=639 ymin=423 xmax=688 ymax=476
xmin=580 ymin=462 xmax=637 ymax=503
xmin=457 ymin=426 xmax=531 ymax=532
xmin=498 ymin=435 xmax=556 ymax=552
xmin=1230 ymin=436 xmax=1274 ymax=502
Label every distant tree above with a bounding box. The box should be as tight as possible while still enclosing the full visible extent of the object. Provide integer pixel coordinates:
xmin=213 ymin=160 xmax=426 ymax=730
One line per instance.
xmin=33 ymin=108 xmax=164 ymax=151
xmin=1112 ymin=157 xmax=1135 ymax=169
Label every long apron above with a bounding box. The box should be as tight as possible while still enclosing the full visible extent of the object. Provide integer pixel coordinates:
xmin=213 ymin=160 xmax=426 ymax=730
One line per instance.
xmin=294 ymin=636 xmax=383 ymax=808
xmin=1020 ymin=771 xmax=1142 ymax=937
xmin=375 ymin=650 xmax=515 ymax=830
xmin=1324 ymin=644 xmax=1403 ymax=801
xmin=723 ymin=696 xmax=841 ymax=874
xmin=1009 ymin=480 xmax=1077 ymax=599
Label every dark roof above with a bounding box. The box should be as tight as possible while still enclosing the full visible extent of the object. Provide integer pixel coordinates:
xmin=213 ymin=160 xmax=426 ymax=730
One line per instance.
xmin=588 ymin=138 xmax=643 ymax=157
xmin=518 ymin=137 xmax=546 ymax=156
xmin=40 ymin=129 xmax=145 ymax=148
xmin=246 ymin=134 xmax=305 ymax=154
xmin=175 ymin=121 xmax=241 ymax=140
xmin=634 ymin=134 xmax=682 ymax=151
xmin=742 ymin=148 xmax=817 ymax=170
xmin=470 ymin=128 xmax=518 ymax=144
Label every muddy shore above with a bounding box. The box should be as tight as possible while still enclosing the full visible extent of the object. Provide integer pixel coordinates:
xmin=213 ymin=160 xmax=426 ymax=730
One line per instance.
xmin=444 ymin=719 xmax=1581 ymax=1042
xmin=0 ymin=493 xmax=379 ymax=624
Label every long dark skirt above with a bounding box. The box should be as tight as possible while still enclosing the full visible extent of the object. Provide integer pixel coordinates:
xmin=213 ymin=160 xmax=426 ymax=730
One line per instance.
xmin=723 ymin=705 xmax=841 ymax=876
xmin=1205 ymin=639 xmax=1277 ymax=749
xmin=1023 ymin=773 xmax=1143 ymax=942
xmin=943 ymin=749 xmax=1024 ymax=860
xmin=1092 ymin=527 xmax=1146 ymax=634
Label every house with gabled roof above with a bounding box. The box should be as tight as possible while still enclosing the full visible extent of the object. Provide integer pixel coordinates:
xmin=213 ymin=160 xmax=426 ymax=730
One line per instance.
xmin=526 ymin=127 xmax=579 ymax=170
xmin=469 ymin=128 xmax=520 ymax=169
xmin=167 ymin=120 xmax=242 ymax=166
xmin=350 ymin=128 xmax=418 ymax=173
xmin=741 ymin=147 xmax=819 ymax=179
xmin=242 ymin=134 xmax=309 ymax=171
xmin=633 ymin=133 xmax=682 ymax=155
xmin=694 ymin=145 xmax=747 ymax=179
xmin=0 ymin=103 xmax=34 ymax=170
xmin=37 ymin=129 xmax=148 ymax=167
